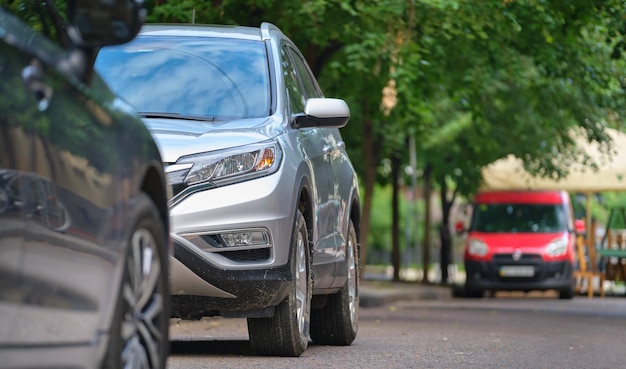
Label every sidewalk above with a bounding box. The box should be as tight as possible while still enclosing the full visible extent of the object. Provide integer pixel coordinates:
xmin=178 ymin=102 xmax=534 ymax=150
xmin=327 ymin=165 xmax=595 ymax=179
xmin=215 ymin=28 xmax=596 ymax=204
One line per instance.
xmin=358 ymin=272 xmax=626 ymax=306
xmin=359 ymin=279 xmax=453 ymax=307
xmin=358 ymin=264 xmax=462 ymax=307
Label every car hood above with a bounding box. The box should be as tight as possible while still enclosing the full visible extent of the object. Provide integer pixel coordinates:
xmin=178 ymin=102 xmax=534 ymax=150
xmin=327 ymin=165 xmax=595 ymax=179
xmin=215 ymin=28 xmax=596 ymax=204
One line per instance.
xmin=144 ymin=117 xmax=282 ymax=163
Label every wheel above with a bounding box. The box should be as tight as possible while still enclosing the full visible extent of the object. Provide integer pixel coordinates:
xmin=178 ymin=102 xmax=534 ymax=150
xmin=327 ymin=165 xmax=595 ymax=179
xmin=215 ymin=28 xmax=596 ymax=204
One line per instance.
xmin=247 ymin=209 xmax=312 ymax=357
xmin=104 ymin=194 xmax=170 ymax=369
xmin=465 ymin=284 xmax=484 ymax=298
xmin=310 ymin=219 xmax=359 ymax=346
xmin=559 ymin=279 xmax=575 ymax=299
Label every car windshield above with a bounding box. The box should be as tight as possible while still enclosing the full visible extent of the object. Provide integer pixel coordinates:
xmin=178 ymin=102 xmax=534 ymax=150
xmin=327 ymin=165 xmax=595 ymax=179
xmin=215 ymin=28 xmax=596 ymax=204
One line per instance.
xmin=95 ymin=35 xmax=270 ymax=120
xmin=470 ymin=203 xmax=567 ymax=233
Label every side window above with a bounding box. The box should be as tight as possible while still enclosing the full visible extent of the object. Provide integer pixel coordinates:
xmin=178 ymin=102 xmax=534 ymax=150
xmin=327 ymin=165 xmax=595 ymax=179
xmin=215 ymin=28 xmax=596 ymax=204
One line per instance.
xmin=289 ymin=47 xmax=322 ymax=99
xmin=280 ymin=44 xmax=305 ymax=113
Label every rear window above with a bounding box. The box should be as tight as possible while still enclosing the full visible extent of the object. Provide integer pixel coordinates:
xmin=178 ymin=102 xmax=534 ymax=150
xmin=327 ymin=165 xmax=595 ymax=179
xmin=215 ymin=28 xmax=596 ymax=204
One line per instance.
xmin=95 ymin=35 xmax=270 ymax=120
xmin=470 ymin=203 xmax=567 ymax=233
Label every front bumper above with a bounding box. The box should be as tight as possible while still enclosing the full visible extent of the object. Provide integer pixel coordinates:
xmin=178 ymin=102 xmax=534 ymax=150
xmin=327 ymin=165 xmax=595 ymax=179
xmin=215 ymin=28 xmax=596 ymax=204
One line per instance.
xmin=465 ymin=257 xmax=574 ymax=292
xmin=170 ymin=246 xmax=292 ymax=318
xmin=168 ymin=170 xmax=297 ymax=317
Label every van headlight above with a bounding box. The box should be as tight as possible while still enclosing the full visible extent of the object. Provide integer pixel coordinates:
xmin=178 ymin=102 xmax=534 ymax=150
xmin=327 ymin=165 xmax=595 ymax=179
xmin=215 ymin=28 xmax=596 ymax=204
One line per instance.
xmin=545 ymin=236 xmax=568 ymax=257
xmin=171 ymin=140 xmax=282 ymax=188
xmin=468 ymin=238 xmax=488 ymax=257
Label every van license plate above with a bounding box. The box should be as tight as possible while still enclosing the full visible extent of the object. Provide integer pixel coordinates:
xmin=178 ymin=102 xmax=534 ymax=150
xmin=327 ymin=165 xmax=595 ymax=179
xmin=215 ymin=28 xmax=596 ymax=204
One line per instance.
xmin=499 ymin=266 xmax=535 ymax=277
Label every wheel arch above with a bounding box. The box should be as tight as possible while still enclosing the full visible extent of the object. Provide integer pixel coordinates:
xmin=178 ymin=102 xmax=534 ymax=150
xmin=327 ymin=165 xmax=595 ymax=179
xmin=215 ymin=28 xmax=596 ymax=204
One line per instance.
xmin=139 ymin=162 xmax=170 ymax=238
xmin=296 ymin=175 xmax=314 ymax=253
xmin=349 ymin=192 xmax=361 ymax=245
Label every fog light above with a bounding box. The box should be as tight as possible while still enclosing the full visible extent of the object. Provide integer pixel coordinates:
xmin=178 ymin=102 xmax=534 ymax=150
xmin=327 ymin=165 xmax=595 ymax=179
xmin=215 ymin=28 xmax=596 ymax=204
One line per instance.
xmin=220 ymin=230 xmax=269 ymax=247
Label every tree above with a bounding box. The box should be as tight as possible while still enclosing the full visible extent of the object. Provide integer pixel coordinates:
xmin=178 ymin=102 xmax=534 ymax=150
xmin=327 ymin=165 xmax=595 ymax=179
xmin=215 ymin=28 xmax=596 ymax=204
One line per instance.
xmin=407 ymin=0 xmax=626 ymax=284
xmin=144 ymin=0 xmax=626 ymax=284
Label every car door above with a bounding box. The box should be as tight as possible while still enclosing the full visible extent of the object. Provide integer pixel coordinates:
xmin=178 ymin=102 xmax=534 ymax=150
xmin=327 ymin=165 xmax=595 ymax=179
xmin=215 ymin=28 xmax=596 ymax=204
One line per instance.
xmin=0 ymin=10 xmax=118 ymax=346
xmin=0 ymin=168 xmax=25 ymax=343
xmin=281 ymin=43 xmax=342 ymax=284
xmin=289 ymin=48 xmax=356 ymax=287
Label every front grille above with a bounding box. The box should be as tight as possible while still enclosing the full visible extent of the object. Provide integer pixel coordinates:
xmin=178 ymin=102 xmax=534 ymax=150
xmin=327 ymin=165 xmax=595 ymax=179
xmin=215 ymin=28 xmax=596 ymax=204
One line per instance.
xmin=493 ymin=253 xmax=542 ymax=263
xmin=493 ymin=253 xmax=542 ymax=281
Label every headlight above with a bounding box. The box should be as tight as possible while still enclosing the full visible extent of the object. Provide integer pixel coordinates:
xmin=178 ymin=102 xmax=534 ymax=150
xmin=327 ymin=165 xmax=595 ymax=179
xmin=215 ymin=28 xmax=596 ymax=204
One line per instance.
xmin=175 ymin=140 xmax=282 ymax=187
xmin=468 ymin=238 xmax=488 ymax=257
xmin=545 ymin=236 xmax=568 ymax=257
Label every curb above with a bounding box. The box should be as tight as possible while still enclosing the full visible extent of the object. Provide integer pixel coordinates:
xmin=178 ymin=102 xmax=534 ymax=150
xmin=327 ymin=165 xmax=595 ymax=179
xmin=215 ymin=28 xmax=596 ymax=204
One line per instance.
xmin=359 ymin=280 xmax=453 ymax=307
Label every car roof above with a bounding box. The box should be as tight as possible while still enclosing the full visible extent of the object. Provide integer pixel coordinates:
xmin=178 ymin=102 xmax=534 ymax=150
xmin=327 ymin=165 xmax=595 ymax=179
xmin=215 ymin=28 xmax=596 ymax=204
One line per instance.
xmin=139 ymin=23 xmax=269 ymax=41
xmin=474 ymin=190 xmax=569 ymax=205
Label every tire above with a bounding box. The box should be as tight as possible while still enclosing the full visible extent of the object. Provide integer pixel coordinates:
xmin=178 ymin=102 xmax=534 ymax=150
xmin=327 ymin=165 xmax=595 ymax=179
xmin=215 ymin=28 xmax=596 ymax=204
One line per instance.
xmin=247 ymin=209 xmax=312 ymax=357
xmin=310 ymin=219 xmax=359 ymax=346
xmin=465 ymin=284 xmax=484 ymax=298
xmin=559 ymin=280 xmax=575 ymax=299
xmin=103 ymin=194 xmax=170 ymax=369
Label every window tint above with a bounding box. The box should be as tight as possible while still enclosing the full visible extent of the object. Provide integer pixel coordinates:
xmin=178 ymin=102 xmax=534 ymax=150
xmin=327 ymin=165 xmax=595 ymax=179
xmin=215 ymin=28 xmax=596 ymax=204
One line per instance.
xmin=288 ymin=47 xmax=322 ymax=99
xmin=96 ymin=36 xmax=271 ymax=120
xmin=280 ymin=44 xmax=305 ymax=113
xmin=470 ymin=204 xmax=567 ymax=233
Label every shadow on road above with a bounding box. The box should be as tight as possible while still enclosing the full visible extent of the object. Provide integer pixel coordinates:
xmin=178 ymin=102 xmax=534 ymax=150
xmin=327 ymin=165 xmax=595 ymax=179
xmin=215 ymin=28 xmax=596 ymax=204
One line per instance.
xmin=170 ymin=339 xmax=255 ymax=356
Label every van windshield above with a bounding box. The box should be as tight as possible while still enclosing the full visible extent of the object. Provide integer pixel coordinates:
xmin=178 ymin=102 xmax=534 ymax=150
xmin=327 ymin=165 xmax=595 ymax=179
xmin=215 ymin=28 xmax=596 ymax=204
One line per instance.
xmin=470 ymin=204 xmax=567 ymax=233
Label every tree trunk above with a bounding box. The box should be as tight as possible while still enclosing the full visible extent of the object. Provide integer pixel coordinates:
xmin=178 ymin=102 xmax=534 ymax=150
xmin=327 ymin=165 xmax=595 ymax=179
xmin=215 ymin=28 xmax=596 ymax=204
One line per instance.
xmin=438 ymin=177 xmax=458 ymax=285
xmin=359 ymin=115 xmax=376 ymax=274
xmin=391 ymin=153 xmax=401 ymax=281
xmin=439 ymin=182 xmax=451 ymax=284
xmin=422 ymin=164 xmax=432 ymax=283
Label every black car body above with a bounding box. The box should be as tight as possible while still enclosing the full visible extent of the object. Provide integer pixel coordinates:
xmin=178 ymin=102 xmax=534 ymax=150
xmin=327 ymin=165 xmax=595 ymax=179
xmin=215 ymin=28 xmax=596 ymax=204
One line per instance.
xmin=0 ymin=1 xmax=171 ymax=368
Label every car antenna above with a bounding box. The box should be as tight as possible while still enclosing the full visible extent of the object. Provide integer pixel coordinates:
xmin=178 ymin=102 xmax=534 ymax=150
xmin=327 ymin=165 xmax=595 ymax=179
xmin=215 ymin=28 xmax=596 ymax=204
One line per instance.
xmin=192 ymin=9 xmax=196 ymax=24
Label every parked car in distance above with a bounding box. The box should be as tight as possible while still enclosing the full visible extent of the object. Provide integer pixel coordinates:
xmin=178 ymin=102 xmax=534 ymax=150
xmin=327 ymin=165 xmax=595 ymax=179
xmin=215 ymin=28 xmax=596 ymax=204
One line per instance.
xmin=458 ymin=190 xmax=577 ymax=299
xmin=0 ymin=1 xmax=171 ymax=368
xmin=95 ymin=22 xmax=361 ymax=357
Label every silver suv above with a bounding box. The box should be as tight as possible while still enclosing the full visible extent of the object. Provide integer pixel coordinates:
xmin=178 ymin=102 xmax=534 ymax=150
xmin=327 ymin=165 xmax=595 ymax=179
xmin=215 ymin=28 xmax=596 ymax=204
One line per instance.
xmin=96 ymin=23 xmax=361 ymax=356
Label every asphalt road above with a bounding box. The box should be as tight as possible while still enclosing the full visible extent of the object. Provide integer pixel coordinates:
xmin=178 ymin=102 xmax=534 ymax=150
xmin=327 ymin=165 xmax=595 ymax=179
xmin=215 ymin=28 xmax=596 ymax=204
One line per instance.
xmin=167 ymin=283 xmax=626 ymax=369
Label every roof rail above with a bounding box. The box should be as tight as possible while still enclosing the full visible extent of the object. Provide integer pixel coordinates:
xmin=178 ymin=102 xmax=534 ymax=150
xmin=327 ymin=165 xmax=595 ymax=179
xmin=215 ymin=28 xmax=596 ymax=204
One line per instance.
xmin=260 ymin=22 xmax=277 ymax=40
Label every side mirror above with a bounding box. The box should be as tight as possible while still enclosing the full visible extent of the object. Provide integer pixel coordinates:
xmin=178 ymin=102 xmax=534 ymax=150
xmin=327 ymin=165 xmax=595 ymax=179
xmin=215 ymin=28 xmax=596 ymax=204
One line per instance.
xmin=454 ymin=221 xmax=466 ymax=235
xmin=66 ymin=0 xmax=146 ymax=47
xmin=575 ymin=219 xmax=586 ymax=235
xmin=293 ymin=98 xmax=350 ymax=129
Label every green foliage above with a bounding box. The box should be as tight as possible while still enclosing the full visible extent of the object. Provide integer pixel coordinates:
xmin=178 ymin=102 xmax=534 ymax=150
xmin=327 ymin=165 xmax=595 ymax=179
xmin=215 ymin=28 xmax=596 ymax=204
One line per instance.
xmin=597 ymin=192 xmax=626 ymax=229
xmin=366 ymin=183 xmax=424 ymax=255
xmin=143 ymin=0 xmax=626 ymax=262
xmin=405 ymin=0 xmax=626 ymax=198
xmin=367 ymin=184 xmax=393 ymax=253
xmin=4 ymin=0 xmax=68 ymax=45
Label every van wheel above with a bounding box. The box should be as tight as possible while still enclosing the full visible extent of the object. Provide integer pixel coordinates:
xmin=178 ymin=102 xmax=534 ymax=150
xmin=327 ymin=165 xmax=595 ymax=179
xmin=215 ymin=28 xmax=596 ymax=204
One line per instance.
xmin=310 ymin=219 xmax=359 ymax=346
xmin=465 ymin=285 xmax=484 ymax=298
xmin=559 ymin=282 xmax=575 ymax=299
xmin=248 ymin=209 xmax=311 ymax=357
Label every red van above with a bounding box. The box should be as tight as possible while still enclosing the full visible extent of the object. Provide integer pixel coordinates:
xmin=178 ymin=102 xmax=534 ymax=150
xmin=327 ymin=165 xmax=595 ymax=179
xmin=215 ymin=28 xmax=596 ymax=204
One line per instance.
xmin=462 ymin=190 xmax=576 ymax=299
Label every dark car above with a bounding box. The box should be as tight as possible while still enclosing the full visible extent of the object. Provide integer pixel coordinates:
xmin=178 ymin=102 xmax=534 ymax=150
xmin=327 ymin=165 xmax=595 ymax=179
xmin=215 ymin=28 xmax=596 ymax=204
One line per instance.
xmin=0 ymin=1 xmax=171 ymax=368
xmin=95 ymin=23 xmax=361 ymax=357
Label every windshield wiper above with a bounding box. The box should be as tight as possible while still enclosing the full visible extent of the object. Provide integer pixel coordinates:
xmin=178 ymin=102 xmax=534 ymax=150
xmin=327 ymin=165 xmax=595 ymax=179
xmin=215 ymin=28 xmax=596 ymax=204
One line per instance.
xmin=139 ymin=112 xmax=217 ymax=122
